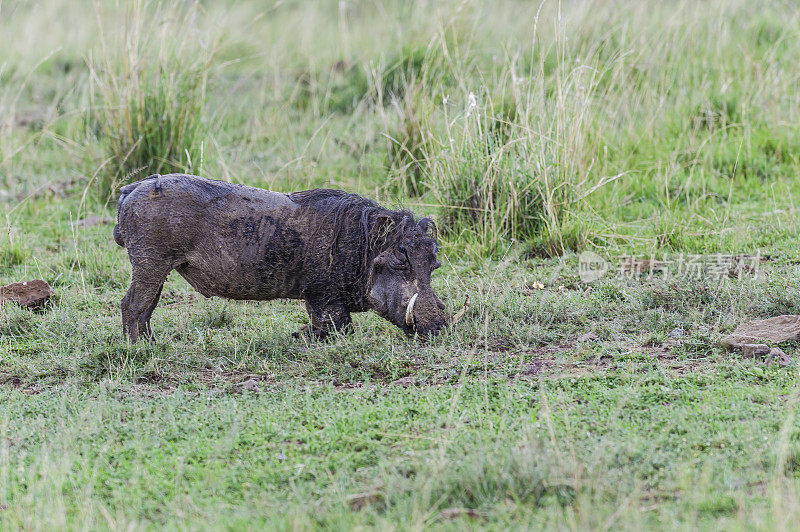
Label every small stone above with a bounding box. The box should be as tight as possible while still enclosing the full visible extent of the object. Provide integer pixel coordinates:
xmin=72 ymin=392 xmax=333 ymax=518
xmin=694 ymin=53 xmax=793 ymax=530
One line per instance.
xmin=348 ymin=490 xmax=381 ymax=511
xmin=668 ymin=327 xmax=685 ymax=338
xmin=741 ymin=344 xmax=771 ymax=357
xmin=767 ymin=347 xmax=791 ymax=366
xmin=0 ymin=280 xmax=54 ymax=309
xmin=390 ymin=376 xmax=416 ymax=387
xmin=74 ymin=215 xmax=114 ymax=227
xmin=237 ymin=378 xmax=260 ymax=392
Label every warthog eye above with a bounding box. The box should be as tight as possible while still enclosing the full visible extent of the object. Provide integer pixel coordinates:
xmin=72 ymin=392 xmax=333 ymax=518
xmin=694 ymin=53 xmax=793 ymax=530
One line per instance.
xmin=396 ymin=242 xmax=412 ymax=264
xmin=390 ymin=257 xmax=410 ymax=270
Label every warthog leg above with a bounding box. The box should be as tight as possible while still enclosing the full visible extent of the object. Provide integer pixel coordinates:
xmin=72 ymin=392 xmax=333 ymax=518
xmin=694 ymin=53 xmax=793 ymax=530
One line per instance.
xmin=122 ymin=263 xmax=170 ymax=342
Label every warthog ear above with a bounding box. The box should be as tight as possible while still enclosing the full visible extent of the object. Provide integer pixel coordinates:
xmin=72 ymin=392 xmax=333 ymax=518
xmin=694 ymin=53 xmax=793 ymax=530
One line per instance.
xmin=418 ymin=217 xmax=438 ymax=240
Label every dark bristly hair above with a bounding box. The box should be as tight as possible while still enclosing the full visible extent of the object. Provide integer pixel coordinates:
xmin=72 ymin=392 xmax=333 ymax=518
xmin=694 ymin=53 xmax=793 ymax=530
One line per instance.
xmin=289 ymin=189 xmax=432 ymax=302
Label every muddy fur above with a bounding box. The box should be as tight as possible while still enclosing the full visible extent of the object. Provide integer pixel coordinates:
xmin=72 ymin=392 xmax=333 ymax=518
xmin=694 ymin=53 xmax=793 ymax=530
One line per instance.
xmin=115 ymin=174 xmax=447 ymax=341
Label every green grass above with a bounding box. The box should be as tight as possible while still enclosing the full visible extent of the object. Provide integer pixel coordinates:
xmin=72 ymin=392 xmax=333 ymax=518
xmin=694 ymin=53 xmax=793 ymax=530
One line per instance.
xmin=3 ymin=0 xmax=800 ymax=529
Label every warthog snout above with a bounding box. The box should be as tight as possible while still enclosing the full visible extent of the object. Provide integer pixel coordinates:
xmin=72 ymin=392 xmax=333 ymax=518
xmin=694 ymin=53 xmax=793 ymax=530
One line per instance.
xmin=404 ymin=290 xmax=449 ymax=337
xmin=366 ymin=218 xmax=448 ymax=338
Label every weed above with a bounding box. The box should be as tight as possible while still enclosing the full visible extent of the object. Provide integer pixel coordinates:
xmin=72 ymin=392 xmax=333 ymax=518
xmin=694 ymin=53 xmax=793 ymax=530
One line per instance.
xmin=0 ymin=237 xmax=29 ymax=269
xmin=201 ymin=301 xmax=235 ymax=330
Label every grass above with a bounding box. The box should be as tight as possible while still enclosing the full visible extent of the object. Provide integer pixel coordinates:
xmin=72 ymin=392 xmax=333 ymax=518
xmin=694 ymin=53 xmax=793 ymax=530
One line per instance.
xmin=86 ymin=0 xmax=219 ymax=199
xmin=3 ymin=0 xmax=800 ymax=529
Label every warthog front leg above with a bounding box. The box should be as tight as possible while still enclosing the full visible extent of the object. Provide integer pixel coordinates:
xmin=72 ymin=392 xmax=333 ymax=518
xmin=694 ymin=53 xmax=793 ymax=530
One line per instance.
xmin=294 ymin=300 xmax=352 ymax=340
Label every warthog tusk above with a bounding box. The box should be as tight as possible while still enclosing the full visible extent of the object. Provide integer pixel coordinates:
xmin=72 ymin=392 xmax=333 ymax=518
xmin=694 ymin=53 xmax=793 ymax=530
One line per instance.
xmin=405 ymin=293 xmax=419 ymax=327
xmin=451 ymin=294 xmax=470 ymax=325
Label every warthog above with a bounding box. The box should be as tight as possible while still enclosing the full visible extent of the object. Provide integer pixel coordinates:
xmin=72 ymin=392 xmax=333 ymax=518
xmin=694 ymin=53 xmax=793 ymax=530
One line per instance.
xmin=114 ymin=174 xmax=448 ymax=342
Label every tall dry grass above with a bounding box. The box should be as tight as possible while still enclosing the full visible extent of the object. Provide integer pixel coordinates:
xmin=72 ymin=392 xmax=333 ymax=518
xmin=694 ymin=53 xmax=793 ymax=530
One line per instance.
xmin=4 ymin=0 xmax=800 ymax=254
xmin=86 ymin=0 xmax=221 ymax=200
xmin=372 ymin=0 xmax=800 ymax=256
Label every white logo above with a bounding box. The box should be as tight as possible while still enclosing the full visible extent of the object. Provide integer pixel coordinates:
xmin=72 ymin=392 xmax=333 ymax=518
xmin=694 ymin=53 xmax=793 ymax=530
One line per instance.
xmin=578 ymin=251 xmax=609 ymax=283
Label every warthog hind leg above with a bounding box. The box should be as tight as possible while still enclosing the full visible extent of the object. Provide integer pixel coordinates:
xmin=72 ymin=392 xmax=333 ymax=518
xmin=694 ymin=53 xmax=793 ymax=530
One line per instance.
xmin=122 ymin=264 xmax=170 ymax=342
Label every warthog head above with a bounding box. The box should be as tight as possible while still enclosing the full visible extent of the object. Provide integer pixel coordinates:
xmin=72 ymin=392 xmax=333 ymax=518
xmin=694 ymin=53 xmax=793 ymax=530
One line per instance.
xmin=367 ymin=218 xmax=448 ymax=337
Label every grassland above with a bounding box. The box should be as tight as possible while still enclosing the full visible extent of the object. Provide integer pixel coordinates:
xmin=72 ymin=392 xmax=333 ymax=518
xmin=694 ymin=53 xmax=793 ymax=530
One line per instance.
xmin=3 ymin=0 xmax=800 ymax=529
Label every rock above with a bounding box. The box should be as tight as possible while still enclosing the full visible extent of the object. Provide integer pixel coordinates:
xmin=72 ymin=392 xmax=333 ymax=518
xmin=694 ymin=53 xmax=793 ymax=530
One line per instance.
xmin=439 ymin=508 xmax=483 ymax=520
xmin=0 ymin=280 xmax=54 ymax=309
xmin=668 ymin=327 xmax=685 ymax=338
xmin=74 ymin=215 xmax=114 ymax=227
xmin=390 ymin=376 xmax=416 ymax=387
xmin=740 ymin=344 xmax=771 ymax=357
xmin=236 ymin=378 xmax=260 ymax=392
xmin=721 ymin=315 xmax=800 ymax=346
xmin=767 ymin=347 xmax=791 ymax=366
xmin=720 ymin=315 xmax=800 ymax=365
xmin=348 ymin=490 xmax=381 ymax=511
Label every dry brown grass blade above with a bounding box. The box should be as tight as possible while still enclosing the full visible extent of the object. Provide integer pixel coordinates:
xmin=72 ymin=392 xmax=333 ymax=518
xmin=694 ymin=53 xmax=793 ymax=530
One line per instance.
xmin=451 ymin=293 xmax=470 ymax=324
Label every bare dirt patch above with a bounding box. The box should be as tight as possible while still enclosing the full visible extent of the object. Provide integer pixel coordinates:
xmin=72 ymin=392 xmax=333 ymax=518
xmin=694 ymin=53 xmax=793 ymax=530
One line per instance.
xmin=0 ymin=372 xmax=43 ymax=394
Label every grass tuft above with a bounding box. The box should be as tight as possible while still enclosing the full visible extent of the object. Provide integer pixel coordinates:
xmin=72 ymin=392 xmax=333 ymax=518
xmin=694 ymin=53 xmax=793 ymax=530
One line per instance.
xmin=385 ymin=85 xmax=429 ymax=197
xmin=86 ymin=1 xmax=220 ymax=200
xmin=0 ymin=305 xmax=35 ymax=336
